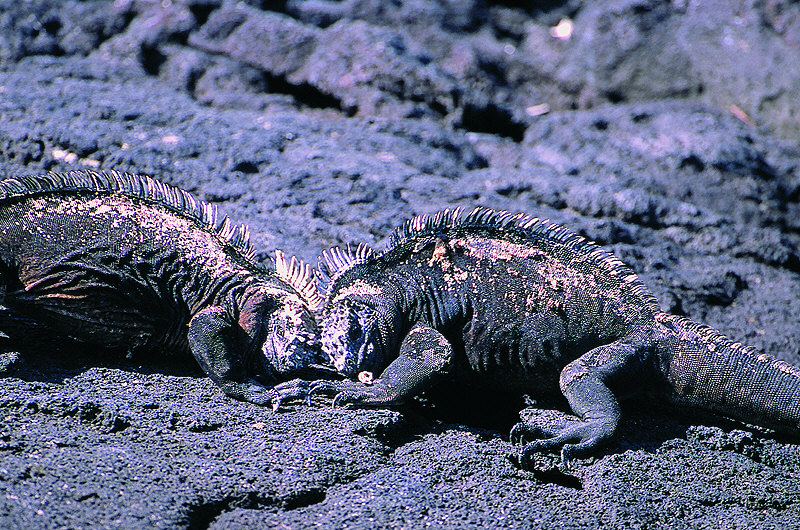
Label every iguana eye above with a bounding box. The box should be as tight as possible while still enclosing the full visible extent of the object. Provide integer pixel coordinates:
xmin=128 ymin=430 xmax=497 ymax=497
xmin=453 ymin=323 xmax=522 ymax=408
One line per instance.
xmin=348 ymin=323 xmax=361 ymax=342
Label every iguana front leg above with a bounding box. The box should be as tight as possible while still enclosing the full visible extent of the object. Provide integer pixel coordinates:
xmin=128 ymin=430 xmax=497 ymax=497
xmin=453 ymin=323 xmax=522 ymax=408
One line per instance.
xmin=512 ymin=333 xmax=652 ymax=466
xmin=313 ymin=324 xmax=454 ymax=407
xmin=188 ymin=306 xmax=276 ymax=406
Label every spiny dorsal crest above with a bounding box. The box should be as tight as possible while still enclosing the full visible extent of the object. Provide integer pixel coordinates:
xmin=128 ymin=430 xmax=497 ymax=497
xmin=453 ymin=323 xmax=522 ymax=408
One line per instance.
xmin=386 ymin=206 xmax=659 ymax=311
xmin=274 ymin=250 xmax=323 ymax=311
xmin=315 ymin=243 xmax=375 ymax=300
xmin=462 ymin=206 xmax=588 ymax=249
xmin=389 ymin=207 xmax=463 ymax=248
xmin=388 ymin=206 xmax=581 ymax=250
xmin=0 ymin=169 xmax=256 ymax=261
xmin=657 ymin=313 xmax=800 ymax=377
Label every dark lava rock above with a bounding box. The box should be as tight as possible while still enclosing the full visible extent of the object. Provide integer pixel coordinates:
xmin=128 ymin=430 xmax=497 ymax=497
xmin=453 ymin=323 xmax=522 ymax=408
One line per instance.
xmin=1 ymin=1 xmax=800 ymax=528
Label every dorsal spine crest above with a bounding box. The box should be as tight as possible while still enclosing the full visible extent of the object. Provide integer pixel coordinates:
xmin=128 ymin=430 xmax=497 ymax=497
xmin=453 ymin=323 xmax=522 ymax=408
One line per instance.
xmin=389 ymin=207 xmax=464 ymax=247
xmin=657 ymin=313 xmax=800 ymax=376
xmin=274 ymin=250 xmax=323 ymax=311
xmin=0 ymin=169 xmax=257 ymax=262
xmin=325 ymin=206 xmax=660 ymax=311
xmin=316 ymin=243 xmax=375 ymax=300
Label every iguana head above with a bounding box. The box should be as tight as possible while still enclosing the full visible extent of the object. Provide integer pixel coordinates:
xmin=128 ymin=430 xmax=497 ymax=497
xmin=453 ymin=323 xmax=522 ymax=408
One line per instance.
xmin=261 ymin=294 xmax=322 ymax=376
xmin=314 ymin=244 xmax=394 ymax=377
xmin=259 ymin=251 xmax=325 ymax=377
xmin=319 ymin=299 xmax=386 ymax=378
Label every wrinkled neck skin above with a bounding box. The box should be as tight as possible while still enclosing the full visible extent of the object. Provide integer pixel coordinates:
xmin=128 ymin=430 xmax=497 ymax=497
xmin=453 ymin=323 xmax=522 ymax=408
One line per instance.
xmin=370 ymin=285 xmax=407 ymax=370
xmin=393 ymin=263 xmax=465 ymax=333
xmin=183 ymin=262 xmax=255 ymax=318
xmin=232 ymin=278 xmax=279 ymax=378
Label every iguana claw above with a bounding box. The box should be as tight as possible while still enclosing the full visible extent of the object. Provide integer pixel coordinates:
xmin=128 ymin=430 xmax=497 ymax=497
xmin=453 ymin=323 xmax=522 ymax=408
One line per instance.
xmin=308 ymin=379 xmax=342 ymax=396
xmin=511 ymin=419 xmax=611 ymax=468
xmin=268 ymin=378 xmax=315 ymax=410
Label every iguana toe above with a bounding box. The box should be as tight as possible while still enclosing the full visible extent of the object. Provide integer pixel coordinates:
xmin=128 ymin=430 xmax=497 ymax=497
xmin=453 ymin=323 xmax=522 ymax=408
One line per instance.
xmin=269 ymin=378 xmax=314 ymax=410
xmin=308 ymin=379 xmax=344 ymax=396
xmin=510 ymin=422 xmax=559 ymax=445
xmin=515 ymin=419 xmax=610 ymax=468
xmin=332 ymin=389 xmax=367 ymax=408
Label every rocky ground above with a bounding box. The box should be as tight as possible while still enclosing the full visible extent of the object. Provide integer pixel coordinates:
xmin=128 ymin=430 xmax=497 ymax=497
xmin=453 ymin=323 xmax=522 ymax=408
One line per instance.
xmin=1 ymin=0 xmax=800 ymax=528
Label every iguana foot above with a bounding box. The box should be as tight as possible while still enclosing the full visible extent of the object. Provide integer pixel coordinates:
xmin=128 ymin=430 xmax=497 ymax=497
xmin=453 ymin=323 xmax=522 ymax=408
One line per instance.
xmin=268 ymin=379 xmax=381 ymax=410
xmin=309 ymin=379 xmax=383 ymax=408
xmin=270 ymin=378 xmax=314 ymax=410
xmin=221 ymin=380 xmax=279 ymax=407
xmin=511 ymin=419 xmax=611 ymax=468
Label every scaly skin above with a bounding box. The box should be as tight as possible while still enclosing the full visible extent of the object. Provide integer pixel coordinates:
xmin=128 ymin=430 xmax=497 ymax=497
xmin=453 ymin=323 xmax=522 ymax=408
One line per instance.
xmin=283 ymin=207 xmax=800 ymax=466
xmin=0 ymin=170 xmax=325 ymax=405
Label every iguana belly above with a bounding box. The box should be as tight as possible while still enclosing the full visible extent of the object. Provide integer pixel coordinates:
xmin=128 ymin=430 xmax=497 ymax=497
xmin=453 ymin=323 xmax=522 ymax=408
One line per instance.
xmin=6 ymin=260 xmax=185 ymax=352
xmin=457 ymin=305 xmax=629 ymax=392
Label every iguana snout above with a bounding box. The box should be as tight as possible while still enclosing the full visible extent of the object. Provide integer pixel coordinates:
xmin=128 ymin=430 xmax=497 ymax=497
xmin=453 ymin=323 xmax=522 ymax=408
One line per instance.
xmin=320 ymin=300 xmax=382 ymax=378
xmin=262 ymin=299 xmax=322 ymax=375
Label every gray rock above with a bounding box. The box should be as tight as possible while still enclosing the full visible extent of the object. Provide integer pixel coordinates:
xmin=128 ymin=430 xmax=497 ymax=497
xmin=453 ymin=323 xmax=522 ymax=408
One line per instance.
xmin=1 ymin=1 xmax=800 ymax=528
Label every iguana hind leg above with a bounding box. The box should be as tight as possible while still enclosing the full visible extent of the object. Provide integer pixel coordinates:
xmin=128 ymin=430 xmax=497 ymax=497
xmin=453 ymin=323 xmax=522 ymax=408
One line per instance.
xmin=512 ymin=330 xmax=654 ymax=466
xmin=311 ymin=324 xmax=454 ymax=407
xmin=188 ymin=306 xmax=276 ymax=406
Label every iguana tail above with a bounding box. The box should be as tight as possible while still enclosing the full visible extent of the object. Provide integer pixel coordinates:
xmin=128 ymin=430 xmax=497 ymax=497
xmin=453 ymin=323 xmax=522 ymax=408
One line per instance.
xmin=655 ymin=313 xmax=800 ymax=435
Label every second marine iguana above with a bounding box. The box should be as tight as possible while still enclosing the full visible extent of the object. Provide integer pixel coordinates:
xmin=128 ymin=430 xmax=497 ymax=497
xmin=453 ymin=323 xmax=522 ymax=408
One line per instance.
xmin=0 ymin=169 xmax=324 ymax=405
xmin=291 ymin=207 xmax=800 ymax=464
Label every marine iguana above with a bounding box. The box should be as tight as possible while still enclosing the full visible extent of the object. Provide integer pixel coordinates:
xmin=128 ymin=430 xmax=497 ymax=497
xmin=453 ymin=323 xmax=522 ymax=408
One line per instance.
xmin=295 ymin=207 xmax=800 ymax=465
xmin=0 ymin=169 xmax=324 ymax=405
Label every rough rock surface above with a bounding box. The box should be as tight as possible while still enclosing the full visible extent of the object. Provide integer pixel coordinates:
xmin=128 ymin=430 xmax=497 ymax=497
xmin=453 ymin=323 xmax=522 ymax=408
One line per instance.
xmin=1 ymin=0 xmax=800 ymax=528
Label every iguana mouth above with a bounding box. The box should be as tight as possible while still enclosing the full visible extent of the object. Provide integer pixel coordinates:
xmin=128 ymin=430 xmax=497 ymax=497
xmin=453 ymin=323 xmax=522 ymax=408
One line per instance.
xmin=263 ymin=332 xmax=320 ymax=375
xmin=355 ymin=337 xmax=375 ymax=374
xmin=328 ymin=328 xmax=364 ymax=376
xmin=262 ymin=301 xmax=321 ymax=375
